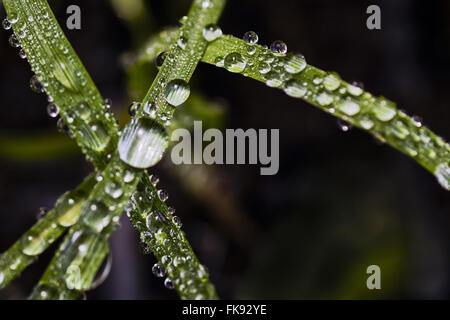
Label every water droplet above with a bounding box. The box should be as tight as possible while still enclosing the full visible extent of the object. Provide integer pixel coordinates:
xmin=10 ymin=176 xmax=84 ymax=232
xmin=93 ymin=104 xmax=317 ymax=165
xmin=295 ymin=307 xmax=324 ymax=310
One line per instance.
xmin=22 ymin=234 xmax=47 ymax=256
xmin=270 ymin=40 xmax=287 ymax=56
xmin=203 ymin=24 xmax=222 ymax=41
xmin=123 ymin=170 xmax=135 ymax=183
xmin=2 ymin=19 xmax=11 ymax=30
xmin=150 ymin=174 xmax=159 ymax=186
xmin=105 ymin=182 xmax=123 ymax=199
xmin=128 ymin=102 xmax=141 ymax=117
xmin=435 ymin=163 xmax=450 ymax=190
xmin=76 ymin=102 xmax=92 ymax=120
xmin=348 ymin=81 xmax=364 ymax=96
xmin=284 ymin=80 xmax=307 ymax=98
xmin=158 ymin=190 xmax=169 ymax=202
xmin=173 ymin=255 xmax=186 ymax=266
xmin=156 ymin=51 xmax=167 ymax=67
xmin=164 ymin=79 xmax=191 ymax=107
xmin=265 ymin=71 xmax=283 ymax=88
xmin=145 ymin=211 xmax=166 ymax=232
xmin=8 ymin=34 xmax=20 ymax=47
xmin=36 ymin=207 xmax=48 ymax=220
xmin=172 ymin=216 xmax=182 ymax=228
xmin=104 ymin=98 xmax=112 ymax=109
xmin=338 ymin=100 xmax=360 ymax=116
xmin=373 ymin=101 xmax=396 ymax=122
xmin=246 ymin=45 xmax=256 ymax=55
xmin=118 ymin=117 xmax=169 ymax=169
xmin=18 ymin=48 xmax=26 ymax=59
xmin=314 ymin=92 xmax=332 ymax=106
xmin=83 ymin=200 xmax=111 ymax=233
xmin=359 ymin=117 xmax=374 ymax=130
xmin=47 ymin=103 xmax=59 ymax=118
xmin=177 ymin=36 xmax=188 ymax=49
xmin=164 ymin=277 xmax=175 ymax=289
xmin=412 ymin=115 xmax=423 ymax=127
xmin=284 ymin=53 xmax=307 ymax=74
xmin=257 ymin=62 xmax=271 ymax=74
xmin=152 ymin=263 xmax=166 ymax=278
xmin=337 ymin=119 xmax=352 ymax=132
xmin=243 ymin=31 xmax=258 ymax=45
xmin=30 ymin=75 xmax=44 ymax=93
xmin=57 ymin=118 xmax=73 ymax=138
xmin=224 ymin=52 xmax=246 ymax=73
xmin=323 ymin=73 xmax=341 ymax=91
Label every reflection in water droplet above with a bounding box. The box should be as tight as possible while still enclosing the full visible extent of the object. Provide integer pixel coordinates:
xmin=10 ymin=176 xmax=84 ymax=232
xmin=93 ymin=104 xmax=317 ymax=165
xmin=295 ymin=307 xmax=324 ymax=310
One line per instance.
xmin=224 ymin=53 xmax=246 ymax=73
xmin=118 ymin=117 xmax=169 ymax=169
xmin=164 ymin=79 xmax=191 ymax=107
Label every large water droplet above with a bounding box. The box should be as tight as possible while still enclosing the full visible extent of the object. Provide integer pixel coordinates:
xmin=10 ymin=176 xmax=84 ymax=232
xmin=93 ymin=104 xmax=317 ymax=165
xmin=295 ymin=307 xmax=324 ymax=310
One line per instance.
xmin=152 ymin=263 xmax=166 ymax=278
xmin=323 ymin=73 xmax=341 ymax=91
xmin=22 ymin=234 xmax=47 ymax=256
xmin=164 ymin=277 xmax=175 ymax=289
xmin=270 ymin=40 xmax=287 ymax=56
xmin=284 ymin=80 xmax=306 ymax=98
xmin=265 ymin=71 xmax=283 ymax=88
xmin=435 ymin=163 xmax=450 ymax=190
xmin=83 ymin=200 xmax=111 ymax=233
xmin=8 ymin=34 xmax=20 ymax=48
xmin=2 ymin=19 xmax=11 ymax=30
xmin=224 ymin=52 xmax=246 ymax=73
xmin=203 ymin=24 xmax=222 ymax=41
xmin=164 ymin=79 xmax=191 ymax=107
xmin=47 ymin=103 xmax=59 ymax=118
xmin=243 ymin=31 xmax=258 ymax=45
xmin=338 ymin=100 xmax=360 ymax=116
xmin=128 ymin=102 xmax=141 ymax=117
xmin=118 ymin=117 xmax=169 ymax=169
xmin=156 ymin=51 xmax=167 ymax=67
xmin=373 ymin=101 xmax=396 ymax=122
xmin=316 ymin=92 xmax=333 ymax=106
xmin=284 ymin=53 xmax=307 ymax=74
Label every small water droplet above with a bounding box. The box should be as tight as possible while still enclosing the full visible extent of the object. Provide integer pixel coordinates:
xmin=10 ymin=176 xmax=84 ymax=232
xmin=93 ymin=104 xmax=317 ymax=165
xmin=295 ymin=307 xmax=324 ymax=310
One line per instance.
xmin=2 ymin=19 xmax=11 ymax=30
xmin=104 ymin=98 xmax=112 ymax=110
xmin=158 ymin=190 xmax=169 ymax=202
xmin=36 ymin=207 xmax=48 ymax=220
xmin=30 ymin=75 xmax=44 ymax=93
xmin=412 ymin=115 xmax=423 ymax=127
xmin=203 ymin=24 xmax=222 ymax=41
xmin=270 ymin=40 xmax=287 ymax=56
xmin=18 ymin=48 xmax=26 ymax=59
xmin=156 ymin=51 xmax=167 ymax=67
xmin=150 ymin=174 xmax=159 ymax=186
xmin=177 ymin=36 xmax=188 ymax=49
xmin=243 ymin=31 xmax=258 ymax=45
xmin=224 ymin=52 xmax=246 ymax=73
xmin=316 ymin=92 xmax=333 ymax=106
xmin=257 ymin=62 xmax=271 ymax=74
xmin=47 ymin=103 xmax=59 ymax=118
xmin=164 ymin=79 xmax=191 ymax=107
xmin=57 ymin=118 xmax=73 ymax=138
xmin=152 ymin=263 xmax=166 ymax=278
xmin=172 ymin=216 xmax=182 ymax=228
xmin=164 ymin=277 xmax=175 ymax=289
xmin=8 ymin=34 xmax=20 ymax=47
xmin=128 ymin=102 xmax=141 ymax=117
xmin=337 ymin=119 xmax=352 ymax=132
xmin=123 ymin=170 xmax=135 ymax=183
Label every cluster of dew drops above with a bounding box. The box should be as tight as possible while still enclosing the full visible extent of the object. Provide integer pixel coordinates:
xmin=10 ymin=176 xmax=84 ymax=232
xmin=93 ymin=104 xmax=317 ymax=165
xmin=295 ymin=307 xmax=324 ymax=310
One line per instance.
xmin=128 ymin=174 xmax=188 ymax=292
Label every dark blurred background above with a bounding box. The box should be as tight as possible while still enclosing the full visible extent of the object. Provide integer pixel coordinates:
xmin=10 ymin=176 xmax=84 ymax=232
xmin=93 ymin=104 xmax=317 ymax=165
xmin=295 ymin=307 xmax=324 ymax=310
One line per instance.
xmin=0 ymin=0 xmax=449 ymax=299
